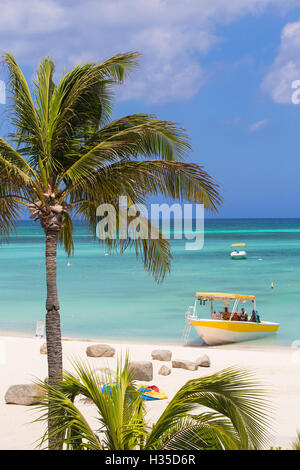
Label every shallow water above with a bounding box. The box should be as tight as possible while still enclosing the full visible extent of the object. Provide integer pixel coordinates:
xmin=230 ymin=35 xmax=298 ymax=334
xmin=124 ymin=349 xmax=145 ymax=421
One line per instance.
xmin=0 ymin=219 xmax=299 ymax=347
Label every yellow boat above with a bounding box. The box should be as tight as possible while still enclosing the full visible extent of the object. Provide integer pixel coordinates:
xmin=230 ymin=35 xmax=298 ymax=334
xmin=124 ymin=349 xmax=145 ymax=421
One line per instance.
xmin=183 ymin=292 xmax=279 ymax=345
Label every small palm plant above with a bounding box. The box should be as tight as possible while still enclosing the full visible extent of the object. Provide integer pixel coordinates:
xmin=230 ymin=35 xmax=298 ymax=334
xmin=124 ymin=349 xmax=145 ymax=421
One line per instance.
xmin=34 ymin=356 xmax=272 ymax=450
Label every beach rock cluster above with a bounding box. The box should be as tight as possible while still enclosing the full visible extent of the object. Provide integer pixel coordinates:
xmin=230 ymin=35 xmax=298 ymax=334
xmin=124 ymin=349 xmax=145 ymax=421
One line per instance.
xmin=86 ymin=344 xmax=115 ymax=357
xmin=4 ymin=344 xmax=210 ymax=408
xmin=151 ymin=349 xmax=172 ymax=361
xmin=130 ymin=361 xmax=153 ymax=381
xmin=5 ymin=384 xmax=44 ymax=405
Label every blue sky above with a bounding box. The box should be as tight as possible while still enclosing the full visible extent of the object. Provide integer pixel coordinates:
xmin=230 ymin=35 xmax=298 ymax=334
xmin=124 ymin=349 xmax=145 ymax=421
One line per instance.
xmin=1 ymin=0 xmax=300 ymax=218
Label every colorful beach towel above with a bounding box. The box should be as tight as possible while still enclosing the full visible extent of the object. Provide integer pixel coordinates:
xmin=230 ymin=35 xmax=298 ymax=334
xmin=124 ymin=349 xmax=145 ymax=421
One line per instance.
xmin=102 ymin=384 xmax=167 ymax=401
xmin=137 ymin=385 xmax=168 ymax=401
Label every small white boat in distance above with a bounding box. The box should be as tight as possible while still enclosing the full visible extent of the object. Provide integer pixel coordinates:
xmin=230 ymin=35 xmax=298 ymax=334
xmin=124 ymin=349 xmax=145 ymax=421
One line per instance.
xmin=183 ymin=292 xmax=279 ymax=346
xmin=230 ymin=243 xmax=247 ymax=260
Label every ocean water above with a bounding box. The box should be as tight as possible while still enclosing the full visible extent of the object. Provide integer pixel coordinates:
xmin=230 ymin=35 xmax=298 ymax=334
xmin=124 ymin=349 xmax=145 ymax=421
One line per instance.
xmin=0 ymin=219 xmax=300 ymax=347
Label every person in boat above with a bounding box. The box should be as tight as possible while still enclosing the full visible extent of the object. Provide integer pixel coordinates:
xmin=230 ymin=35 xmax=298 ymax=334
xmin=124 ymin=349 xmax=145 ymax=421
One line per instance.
xmin=240 ymin=308 xmax=248 ymax=321
xmin=250 ymin=310 xmax=256 ymax=322
xmin=231 ymin=311 xmax=240 ymax=321
xmin=250 ymin=310 xmax=261 ymax=323
xmin=221 ymin=307 xmax=230 ymax=320
xmin=212 ymin=311 xmax=220 ymax=319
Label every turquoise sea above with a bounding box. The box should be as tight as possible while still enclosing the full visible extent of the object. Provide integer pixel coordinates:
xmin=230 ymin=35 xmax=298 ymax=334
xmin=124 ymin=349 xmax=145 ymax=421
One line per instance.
xmin=0 ymin=219 xmax=300 ymax=347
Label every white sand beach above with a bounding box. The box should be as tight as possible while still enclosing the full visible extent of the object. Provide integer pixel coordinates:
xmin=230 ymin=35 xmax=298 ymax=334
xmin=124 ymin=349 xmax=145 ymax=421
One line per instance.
xmin=0 ymin=334 xmax=299 ymax=450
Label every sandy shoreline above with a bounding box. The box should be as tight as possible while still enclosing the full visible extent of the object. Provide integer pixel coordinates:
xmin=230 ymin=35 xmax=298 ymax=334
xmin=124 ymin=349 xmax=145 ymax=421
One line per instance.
xmin=0 ymin=334 xmax=299 ymax=450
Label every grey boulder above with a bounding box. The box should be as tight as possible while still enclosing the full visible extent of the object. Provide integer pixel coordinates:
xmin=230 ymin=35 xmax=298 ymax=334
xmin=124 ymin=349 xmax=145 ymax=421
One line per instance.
xmin=86 ymin=344 xmax=115 ymax=357
xmin=5 ymin=384 xmax=44 ymax=405
xmin=196 ymin=354 xmax=211 ymax=367
xmin=172 ymin=359 xmax=197 ymax=371
xmin=151 ymin=349 xmax=172 ymax=361
xmin=130 ymin=361 xmax=153 ymax=381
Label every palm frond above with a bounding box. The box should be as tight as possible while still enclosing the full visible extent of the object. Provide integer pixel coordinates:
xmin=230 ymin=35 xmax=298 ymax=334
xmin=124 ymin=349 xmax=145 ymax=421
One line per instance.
xmin=0 ymin=152 xmax=33 ymax=233
xmin=33 ymin=57 xmax=57 ymax=175
xmin=49 ymin=53 xmax=140 ymax=167
xmin=145 ymin=367 xmax=272 ymax=450
xmin=69 ymin=159 xmax=221 ymax=210
xmin=57 ymin=141 xmax=137 ymax=187
xmin=3 ymin=53 xmax=44 ymax=161
xmin=33 ymin=379 xmax=103 ymax=450
xmin=158 ymin=413 xmax=240 ymax=450
xmin=0 ymin=191 xmax=20 ymax=234
xmin=73 ymin=198 xmax=171 ymax=283
xmin=85 ymin=114 xmax=191 ymax=161
xmin=0 ymin=137 xmax=36 ymax=178
xmin=59 ymin=115 xmax=191 ymax=186
xmin=58 ymin=211 xmax=74 ymax=256
xmin=100 ymin=116 xmax=191 ymax=161
xmin=120 ymin=217 xmax=172 ymax=283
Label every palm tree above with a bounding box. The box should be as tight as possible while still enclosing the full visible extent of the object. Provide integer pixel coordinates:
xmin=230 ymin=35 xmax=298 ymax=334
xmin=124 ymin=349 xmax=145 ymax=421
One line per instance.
xmin=34 ymin=356 xmax=272 ymax=450
xmin=0 ymin=52 xmax=220 ymax=386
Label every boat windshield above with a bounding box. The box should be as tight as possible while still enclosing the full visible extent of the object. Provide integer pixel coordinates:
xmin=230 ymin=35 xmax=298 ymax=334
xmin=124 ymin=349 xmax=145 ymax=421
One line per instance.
xmin=194 ymin=293 xmax=259 ymax=322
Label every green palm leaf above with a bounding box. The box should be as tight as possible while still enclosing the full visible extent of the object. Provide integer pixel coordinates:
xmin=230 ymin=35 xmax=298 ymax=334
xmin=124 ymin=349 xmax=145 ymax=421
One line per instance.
xmin=60 ymin=116 xmax=191 ymax=186
xmin=0 ymin=138 xmax=36 ymax=179
xmin=58 ymin=211 xmax=74 ymax=256
xmin=145 ymin=367 xmax=272 ymax=450
xmin=49 ymin=53 xmax=140 ymax=164
xmin=34 ymin=381 xmax=103 ymax=450
xmin=4 ymin=53 xmax=45 ymax=162
xmin=0 ymin=187 xmax=20 ymax=234
xmin=160 ymin=414 xmax=240 ymax=450
xmin=73 ymin=198 xmax=171 ymax=282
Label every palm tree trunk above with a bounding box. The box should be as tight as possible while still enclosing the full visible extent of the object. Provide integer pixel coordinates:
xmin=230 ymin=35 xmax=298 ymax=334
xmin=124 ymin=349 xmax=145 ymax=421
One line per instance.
xmin=45 ymin=228 xmax=63 ymax=449
xmin=45 ymin=229 xmax=62 ymax=380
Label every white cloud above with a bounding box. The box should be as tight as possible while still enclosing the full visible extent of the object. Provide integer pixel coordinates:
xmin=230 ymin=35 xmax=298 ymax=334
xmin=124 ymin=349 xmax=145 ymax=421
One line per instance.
xmin=0 ymin=0 xmax=67 ymax=34
xmin=0 ymin=0 xmax=297 ymax=103
xmin=247 ymin=119 xmax=269 ymax=132
xmin=262 ymin=20 xmax=300 ymax=104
